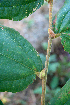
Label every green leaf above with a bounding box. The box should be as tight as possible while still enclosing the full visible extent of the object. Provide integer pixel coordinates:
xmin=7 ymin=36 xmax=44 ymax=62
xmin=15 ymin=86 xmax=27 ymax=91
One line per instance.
xmin=50 ymin=76 xmax=59 ymax=89
xmin=0 ymin=0 xmax=44 ymax=21
xmin=0 ymin=25 xmax=43 ymax=93
xmin=33 ymin=86 xmax=50 ymax=94
xmin=41 ymin=42 xmax=48 ymax=50
xmin=33 ymin=87 xmax=42 ymax=94
xmin=0 ymin=100 xmax=4 ymax=105
xmin=52 ymin=0 xmax=70 ymax=54
xmin=61 ymin=32 xmax=70 ymax=54
xmin=54 ymin=87 xmax=61 ymax=95
xmin=64 ymin=98 xmax=70 ymax=105
xmin=49 ymin=54 xmax=57 ymax=63
xmin=48 ymin=79 xmax=70 ymax=105
xmin=48 ymin=62 xmax=60 ymax=73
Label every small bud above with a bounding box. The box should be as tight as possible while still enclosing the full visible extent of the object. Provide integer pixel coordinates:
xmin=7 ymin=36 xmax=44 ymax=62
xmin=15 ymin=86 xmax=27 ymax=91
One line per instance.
xmin=48 ymin=28 xmax=55 ymax=38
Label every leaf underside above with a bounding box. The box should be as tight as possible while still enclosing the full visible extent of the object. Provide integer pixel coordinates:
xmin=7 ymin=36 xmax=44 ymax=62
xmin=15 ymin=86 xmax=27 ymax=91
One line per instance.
xmin=0 ymin=0 xmax=44 ymax=21
xmin=52 ymin=0 xmax=70 ymax=54
xmin=0 ymin=25 xmax=43 ymax=93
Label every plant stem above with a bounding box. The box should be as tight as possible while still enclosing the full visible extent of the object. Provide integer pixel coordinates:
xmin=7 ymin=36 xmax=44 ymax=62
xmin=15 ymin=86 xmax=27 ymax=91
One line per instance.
xmin=45 ymin=0 xmax=53 ymax=91
xmin=41 ymin=76 xmax=45 ymax=105
xmin=45 ymin=0 xmax=53 ymax=92
xmin=41 ymin=0 xmax=53 ymax=105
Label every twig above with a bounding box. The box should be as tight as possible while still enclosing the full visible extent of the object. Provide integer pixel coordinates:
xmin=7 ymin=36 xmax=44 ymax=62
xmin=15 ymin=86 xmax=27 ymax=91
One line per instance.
xmin=41 ymin=0 xmax=53 ymax=105
xmin=41 ymin=76 xmax=45 ymax=105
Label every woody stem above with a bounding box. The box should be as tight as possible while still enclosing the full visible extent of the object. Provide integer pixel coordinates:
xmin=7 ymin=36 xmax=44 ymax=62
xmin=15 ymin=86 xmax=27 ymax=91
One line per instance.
xmin=41 ymin=0 xmax=53 ymax=105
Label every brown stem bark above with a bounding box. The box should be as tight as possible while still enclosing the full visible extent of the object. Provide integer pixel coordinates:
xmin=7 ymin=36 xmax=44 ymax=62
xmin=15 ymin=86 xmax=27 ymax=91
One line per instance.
xmin=41 ymin=0 xmax=53 ymax=105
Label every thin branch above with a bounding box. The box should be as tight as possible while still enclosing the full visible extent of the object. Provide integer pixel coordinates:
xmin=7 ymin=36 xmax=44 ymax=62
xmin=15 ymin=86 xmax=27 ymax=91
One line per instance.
xmin=41 ymin=76 xmax=45 ymax=105
xmin=45 ymin=0 xmax=53 ymax=89
xmin=41 ymin=0 xmax=53 ymax=105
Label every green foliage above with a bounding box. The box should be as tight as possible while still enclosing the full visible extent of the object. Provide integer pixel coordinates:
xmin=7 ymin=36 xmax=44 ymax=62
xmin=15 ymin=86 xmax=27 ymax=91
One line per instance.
xmin=48 ymin=55 xmax=60 ymax=73
xmin=52 ymin=0 xmax=70 ymax=54
xmin=33 ymin=86 xmax=61 ymax=104
xmin=48 ymin=79 xmax=70 ymax=105
xmin=50 ymin=76 xmax=59 ymax=89
xmin=48 ymin=62 xmax=59 ymax=74
xmin=64 ymin=98 xmax=70 ymax=105
xmin=49 ymin=54 xmax=57 ymax=63
xmin=0 ymin=0 xmax=44 ymax=21
xmin=0 ymin=25 xmax=43 ymax=93
xmin=54 ymin=87 xmax=61 ymax=95
xmin=0 ymin=100 xmax=4 ymax=105
xmin=40 ymin=53 xmax=60 ymax=73
xmin=39 ymin=53 xmax=59 ymax=71
xmin=33 ymin=86 xmax=50 ymax=94
xmin=61 ymin=33 xmax=70 ymax=54
xmin=57 ymin=56 xmax=70 ymax=78
xmin=0 ymin=0 xmax=70 ymax=104
xmin=41 ymin=42 xmax=48 ymax=50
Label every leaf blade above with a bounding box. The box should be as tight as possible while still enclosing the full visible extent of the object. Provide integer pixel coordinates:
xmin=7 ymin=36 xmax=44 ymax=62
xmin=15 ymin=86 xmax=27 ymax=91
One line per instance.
xmin=0 ymin=0 xmax=44 ymax=21
xmin=52 ymin=0 xmax=70 ymax=53
xmin=0 ymin=25 xmax=43 ymax=93
xmin=48 ymin=80 xmax=70 ymax=105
